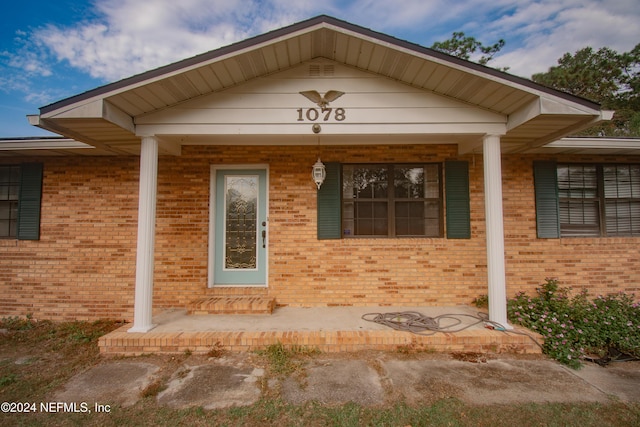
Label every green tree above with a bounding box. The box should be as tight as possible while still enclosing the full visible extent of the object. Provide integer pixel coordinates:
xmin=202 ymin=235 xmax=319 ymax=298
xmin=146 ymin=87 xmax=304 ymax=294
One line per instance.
xmin=432 ymin=32 xmax=640 ymax=136
xmin=532 ymin=44 xmax=640 ymax=136
xmin=431 ymin=32 xmax=506 ymax=68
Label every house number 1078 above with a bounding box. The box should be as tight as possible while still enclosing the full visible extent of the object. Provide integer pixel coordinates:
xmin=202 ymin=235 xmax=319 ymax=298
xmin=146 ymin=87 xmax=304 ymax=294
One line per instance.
xmin=296 ymin=108 xmax=346 ymax=122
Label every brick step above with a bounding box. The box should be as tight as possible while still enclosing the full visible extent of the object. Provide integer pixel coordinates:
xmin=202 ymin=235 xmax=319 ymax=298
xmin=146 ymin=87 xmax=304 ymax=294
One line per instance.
xmin=186 ymin=296 xmax=276 ymax=315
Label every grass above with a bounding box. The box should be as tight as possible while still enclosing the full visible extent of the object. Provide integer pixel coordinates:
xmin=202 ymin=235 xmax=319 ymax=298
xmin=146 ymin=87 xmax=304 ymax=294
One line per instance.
xmin=0 ymin=316 xmax=123 ymax=404
xmin=1 ymin=318 xmax=639 ymax=426
xmin=256 ymin=342 xmax=320 ymax=376
xmin=4 ymin=398 xmax=637 ymax=427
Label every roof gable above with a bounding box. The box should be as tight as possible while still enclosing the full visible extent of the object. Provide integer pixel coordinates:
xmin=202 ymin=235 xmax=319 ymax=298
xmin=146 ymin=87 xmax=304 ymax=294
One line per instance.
xmin=135 ymin=59 xmax=505 ymax=146
xmin=29 ymin=15 xmax=610 ymax=155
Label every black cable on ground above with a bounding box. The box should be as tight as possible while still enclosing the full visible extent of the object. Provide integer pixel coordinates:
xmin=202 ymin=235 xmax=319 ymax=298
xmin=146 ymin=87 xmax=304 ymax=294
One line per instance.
xmin=583 ymin=347 xmax=640 ymax=366
xmin=361 ymin=311 xmax=543 ymax=350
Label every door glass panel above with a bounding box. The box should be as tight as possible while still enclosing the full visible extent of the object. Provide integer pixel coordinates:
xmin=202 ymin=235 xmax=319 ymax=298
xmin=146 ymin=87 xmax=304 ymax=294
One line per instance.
xmin=224 ymin=175 xmax=258 ymax=270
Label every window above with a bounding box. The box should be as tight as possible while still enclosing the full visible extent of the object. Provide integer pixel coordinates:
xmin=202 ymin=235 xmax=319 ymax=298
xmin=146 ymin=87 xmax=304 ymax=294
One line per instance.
xmin=534 ymin=161 xmax=640 ymax=238
xmin=341 ymin=164 xmax=442 ymax=237
xmin=0 ymin=166 xmax=20 ymax=238
xmin=0 ymin=163 xmax=43 ymax=240
xmin=317 ymin=161 xmax=469 ymax=240
xmin=603 ymin=164 xmax=640 ymax=236
xmin=557 ymin=164 xmax=600 ymax=237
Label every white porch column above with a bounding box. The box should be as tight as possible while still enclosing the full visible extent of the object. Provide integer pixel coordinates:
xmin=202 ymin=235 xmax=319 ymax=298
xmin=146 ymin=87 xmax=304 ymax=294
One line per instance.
xmin=129 ymin=136 xmax=159 ymax=333
xmin=483 ymin=134 xmax=512 ymax=329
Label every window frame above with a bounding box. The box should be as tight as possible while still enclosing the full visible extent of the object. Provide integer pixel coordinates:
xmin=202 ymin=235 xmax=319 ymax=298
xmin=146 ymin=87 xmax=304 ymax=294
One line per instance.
xmin=0 ymin=165 xmax=20 ymax=239
xmin=556 ymin=162 xmax=640 ymax=238
xmin=0 ymin=163 xmax=43 ymax=240
xmin=557 ymin=163 xmax=601 ymax=237
xmin=341 ymin=163 xmax=444 ymax=238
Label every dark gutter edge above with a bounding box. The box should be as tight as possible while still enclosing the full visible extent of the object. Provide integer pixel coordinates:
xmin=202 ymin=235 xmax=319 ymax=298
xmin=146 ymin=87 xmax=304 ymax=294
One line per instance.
xmin=39 ymin=15 xmax=602 ymax=115
xmin=0 ymin=136 xmax=70 ymax=141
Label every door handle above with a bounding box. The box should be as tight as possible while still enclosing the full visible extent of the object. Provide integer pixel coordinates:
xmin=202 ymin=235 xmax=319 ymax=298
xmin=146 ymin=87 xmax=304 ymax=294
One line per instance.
xmin=262 ymin=221 xmax=266 ymax=248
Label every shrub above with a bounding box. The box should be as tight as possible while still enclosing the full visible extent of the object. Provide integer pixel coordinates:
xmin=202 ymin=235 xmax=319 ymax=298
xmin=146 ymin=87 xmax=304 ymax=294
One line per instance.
xmin=572 ymin=291 xmax=640 ymax=359
xmin=472 ymin=294 xmax=489 ymax=309
xmin=507 ymin=278 xmax=640 ymax=369
xmin=0 ymin=314 xmax=36 ymax=331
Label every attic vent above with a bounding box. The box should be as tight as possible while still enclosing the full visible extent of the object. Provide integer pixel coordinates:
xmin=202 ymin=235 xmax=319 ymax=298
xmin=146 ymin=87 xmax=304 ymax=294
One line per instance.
xmin=309 ymin=64 xmax=335 ymax=77
xmin=309 ymin=64 xmax=321 ymax=76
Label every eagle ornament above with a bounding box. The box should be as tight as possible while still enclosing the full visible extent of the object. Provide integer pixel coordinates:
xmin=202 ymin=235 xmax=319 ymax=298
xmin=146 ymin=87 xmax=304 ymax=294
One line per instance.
xmin=299 ymin=90 xmax=345 ymax=108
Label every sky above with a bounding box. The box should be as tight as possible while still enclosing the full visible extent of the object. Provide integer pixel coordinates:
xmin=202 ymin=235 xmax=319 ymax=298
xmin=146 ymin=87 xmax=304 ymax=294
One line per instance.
xmin=1 ymin=0 xmax=639 ymax=137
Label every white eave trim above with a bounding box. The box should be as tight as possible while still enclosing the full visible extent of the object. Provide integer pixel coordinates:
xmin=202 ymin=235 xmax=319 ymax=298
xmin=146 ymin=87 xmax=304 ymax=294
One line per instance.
xmin=0 ymin=137 xmax=94 ymax=151
xmin=545 ymin=136 xmax=640 ymax=150
xmin=508 ymin=99 xmax=607 ymax=132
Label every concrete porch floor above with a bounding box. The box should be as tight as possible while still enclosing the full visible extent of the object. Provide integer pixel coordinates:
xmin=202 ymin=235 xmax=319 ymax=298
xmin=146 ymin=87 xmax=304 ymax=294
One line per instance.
xmin=98 ymin=306 xmax=543 ymax=355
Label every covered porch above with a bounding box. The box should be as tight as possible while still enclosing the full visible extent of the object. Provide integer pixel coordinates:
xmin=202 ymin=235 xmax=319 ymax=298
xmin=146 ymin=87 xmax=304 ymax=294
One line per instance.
xmin=98 ymin=305 xmax=542 ymax=355
xmin=27 ymin=16 xmax=612 ymax=339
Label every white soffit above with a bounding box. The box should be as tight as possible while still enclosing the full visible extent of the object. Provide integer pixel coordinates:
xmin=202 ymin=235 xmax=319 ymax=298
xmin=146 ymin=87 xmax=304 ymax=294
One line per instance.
xmin=26 ymin=16 xmax=607 ymax=153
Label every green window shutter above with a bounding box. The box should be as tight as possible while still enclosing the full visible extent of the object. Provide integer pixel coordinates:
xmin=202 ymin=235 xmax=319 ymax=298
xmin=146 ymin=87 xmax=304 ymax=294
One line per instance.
xmin=533 ymin=160 xmax=560 ymax=238
xmin=17 ymin=163 xmax=43 ymax=240
xmin=317 ymin=162 xmax=342 ymax=239
xmin=445 ymin=161 xmax=471 ymax=239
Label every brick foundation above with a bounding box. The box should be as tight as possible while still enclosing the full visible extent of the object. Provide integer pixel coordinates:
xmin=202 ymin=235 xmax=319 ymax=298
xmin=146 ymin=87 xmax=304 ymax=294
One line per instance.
xmin=98 ymin=324 xmax=542 ymax=355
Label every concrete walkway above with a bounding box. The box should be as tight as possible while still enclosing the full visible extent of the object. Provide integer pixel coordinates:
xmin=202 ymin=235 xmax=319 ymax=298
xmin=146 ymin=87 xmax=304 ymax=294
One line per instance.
xmin=81 ymin=306 xmax=638 ymax=409
xmin=53 ymin=351 xmax=640 ymax=409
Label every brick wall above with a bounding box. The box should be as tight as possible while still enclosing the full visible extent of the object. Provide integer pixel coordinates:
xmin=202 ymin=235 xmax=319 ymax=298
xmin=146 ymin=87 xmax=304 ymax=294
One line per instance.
xmin=0 ymin=157 xmax=139 ymax=320
xmin=1 ymin=146 xmax=638 ymax=321
xmin=502 ymin=154 xmax=640 ymax=297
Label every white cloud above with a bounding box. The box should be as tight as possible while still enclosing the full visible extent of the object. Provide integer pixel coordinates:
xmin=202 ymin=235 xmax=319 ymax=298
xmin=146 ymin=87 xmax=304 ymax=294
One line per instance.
xmin=30 ymin=0 xmax=316 ymax=81
xmin=338 ymin=0 xmax=640 ymax=77
xmin=34 ymin=1 xmax=234 ymax=80
xmin=1 ymin=30 xmax=53 ymax=79
xmin=0 ymin=68 xmax=60 ymax=105
xmin=2 ymin=52 xmax=50 ymax=77
xmin=8 ymin=0 xmax=640 ymax=84
xmin=488 ymin=0 xmax=640 ymax=77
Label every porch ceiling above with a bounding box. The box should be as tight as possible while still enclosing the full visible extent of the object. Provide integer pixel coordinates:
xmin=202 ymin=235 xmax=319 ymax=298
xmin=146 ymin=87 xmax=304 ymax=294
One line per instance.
xmin=28 ymin=15 xmax=610 ymax=156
